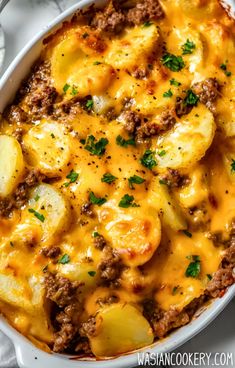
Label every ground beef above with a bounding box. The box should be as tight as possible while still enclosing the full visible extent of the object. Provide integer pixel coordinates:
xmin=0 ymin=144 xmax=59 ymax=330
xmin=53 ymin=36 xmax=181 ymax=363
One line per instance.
xmin=135 ymin=109 xmax=176 ymax=143
xmin=153 ymin=307 xmax=189 ymax=338
xmin=0 ymin=169 xmax=46 ymax=217
xmin=53 ymin=322 xmax=77 ymax=353
xmin=121 ymin=110 xmax=142 ymax=134
xmin=143 ymin=299 xmax=163 ymax=326
xmin=96 ymin=294 xmax=119 ymax=306
xmin=94 ymin=234 xmax=107 ymax=250
xmin=175 ymin=96 xmax=193 ymax=118
xmin=192 ymin=78 xmax=220 ymax=113
xmin=5 ymin=105 xmax=28 ymax=125
xmin=98 ymin=245 xmax=123 ymax=286
xmin=224 ymin=244 xmax=235 ymax=263
xmin=12 ymin=127 xmax=25 ymax=143
xmin=159 ymin=168 xmax=190 ymax=188
xmin=0 ymin=199 xmax=13 ymax=217
xmin=41 ymin=246 xmax=61 ymax=259
xmin=28 ymin=85 xmax=58 ymax=117
xmin=80 ymin=202 xmax=94 ymax=217
xmin=91 ymin=1 xmax=126 ymax=33
xmin=132 ymin=67 xmax=149 ymax=80
xmin=45 ymin=273 xmax=83 ymax=308
xmin=206 ymin=267 xmax=234 ymax=298
xmin=126 ymin=0 xmax=164 ymax=25
xmin=79 ymin=316 xmax=97 ymax=338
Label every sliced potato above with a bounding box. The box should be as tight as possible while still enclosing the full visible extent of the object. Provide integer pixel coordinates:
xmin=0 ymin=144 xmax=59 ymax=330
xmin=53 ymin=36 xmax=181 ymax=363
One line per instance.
xmin=0 ymin=135 xmax=25 ymax=197
xmin=51 ymin=30 xmax=114 ymax=96
xmin=149 ymin=177 xmax=187 ymax=231
xmin=28 ymin=184 xmax=70 ymax=241
xmin=156 ymin=106 xmax=215 ymax=170
xmin=104 ymin=23 xmax=159 ymax=69
xmin=176 ymin=0 xmax=218 ymax=20
xmin=167 ymin=26 xmax=203 ymax=73
xmin=175 ymin=165 xmax=209 ymax=208
xmin=58 ymin=262 xmax=99 ymax=291
xmin=89 ymin=303 xmax=154 ymax=357
xmin=24 ymin=121 xmax=70 ymax=176
xmin=105 ymin=207 xmax=161 ymax=267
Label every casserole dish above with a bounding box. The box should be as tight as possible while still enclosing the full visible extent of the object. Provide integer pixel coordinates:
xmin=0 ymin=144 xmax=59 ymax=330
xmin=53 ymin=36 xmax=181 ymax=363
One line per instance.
xmin=0 ymin=0 xmax=234 ymax=367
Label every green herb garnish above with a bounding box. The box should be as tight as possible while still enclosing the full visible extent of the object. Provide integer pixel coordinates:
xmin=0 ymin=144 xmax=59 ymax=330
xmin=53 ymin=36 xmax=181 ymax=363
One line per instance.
xmin=92 ymin=231 xmax=100 ymax=238
xmin=28 ymin=208 xmax=45 ymax=223
xmin=182 ymin=39 xmax=196 ymax=55
xmin=116 ymin=135 xmax=135 ymax=147
xmin=86 ymin=99 xmax=94 ymax=110
xmin=172 ymin=286 xmax=180 ymax=295
xmin=63 ymin=83 xmax=70 ymax=93
xmin=93 ymin=61 xmax=101 ymax=65
xmin=170 ymin=78 xmax=181 ymax=87
xmin=34 ymin=194 xmax=40 ymax=202
xmin=143 ymin=21 xmax=153 ymax=27
xmin=220 ymin=63 xmax=232 ymax=77
xmin=119 ymin=194 xmax=139 ymax=208
xmin=140 ymin=149 xmax=157 ymax=170
xmin=163 ymin=89 xmax=173 ymax=98
xmin=185 ymin=255 xmax=201 ymax=278
xmin=64 ymin=170 xmax=79 ymax=187
xmin=51 ymin=133 xmax=55 ymax=139
xmin=184 ymin=89 xmax=199 ymax=106
xmin=71 ymin=85 xmax=78 ymax=96
xmin=101 ymin=173 xmax=117 ymax=184
xmin=161 ymin=53 xmax=185 ymax=72
xmin=58 ymin=254 xmax=70 ymax=264
xmin=88 ymin=271 xmax=96 ymax=277
xmin=158 ymin=150 xmax=166 ymax=157
xmin=159 ymin=179 xmax=168 ymax=185
xmin=84 ymin=135 xmax=109 ymax=156
xmin=207 ymin=274 xmax=212 ymax=280
xmin=89 ymin=191 xmax=107 ymax=206
xmin=128 ymin=175 xmax=145 ymax=189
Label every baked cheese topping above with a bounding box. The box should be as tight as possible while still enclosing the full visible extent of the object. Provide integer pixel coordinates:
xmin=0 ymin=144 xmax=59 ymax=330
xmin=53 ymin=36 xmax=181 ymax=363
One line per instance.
xmin=0 ymin=0 xmax=234 ymax=358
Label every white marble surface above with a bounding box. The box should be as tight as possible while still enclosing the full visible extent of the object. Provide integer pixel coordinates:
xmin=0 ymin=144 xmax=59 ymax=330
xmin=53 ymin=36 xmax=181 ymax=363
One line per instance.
xmin=0 ymin=1 xmax=234 ymax=367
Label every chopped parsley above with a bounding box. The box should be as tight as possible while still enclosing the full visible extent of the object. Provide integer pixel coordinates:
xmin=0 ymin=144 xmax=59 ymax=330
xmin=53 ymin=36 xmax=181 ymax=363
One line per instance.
xmin=128 ymin=175 xmax=145 ymax=189
xmin=92 ymin=231 xmax=100 ymax=238
xmin=51 ymin=133 xmax=55 ymax=139
xmin=88 ymin=271 xmax=96 ymax=277
xmin=84 ymin=135 xmax=109 ymax=156
xmin=182 ymin=39 xmax=196 ymax=55
xmin=63 ymin=83 xmax=70 ymax=93
xmin=184 ymin=89 xmax=199 ymax=106
xmin=207 ymin=274 xmax=212 ymax=280
xmin=28 ymin=208 xmax=45 ymax=223
xmin=34 ymin=194 xmax=40 ymax=202
xmin=64 ymin=170 xmax=79 ymax=187
xmin=89 ymin=191 xmax=107 ymax=206
xmin=231 ymin=159 xmax=235 ymax=173
xmin=140 ymin=149 xmax=157 ymax=170
xmin=71 ymin=85 xmax=78 ymax=96
xmin=143 ymin=21 xmax=153 ymax=27
xmin=86 ymin=99 xmax=94 ymax=110
xmin=116 ymin=135 xmax=135 ymax=147
xmin=158 ymin=150 xmax=167 ymax=157
xmin=220 ymin=62 xmax=232 ymax=77
xmin=161 ymin=53 xmax=185 ymax=72
xmin=119 ymin=194 xmax=139 ymax=208
xmin=58 ymin=254 xmax=70 ymax=264
xmin=163 ymin=89 xmax=173 ymax=98
xmin=93 ymin=61 xmax=102 ymax=65
xmin=183 ymin=229 xmax=192 ymax=238
xmin=185 ymin=255 xmax=201 ymax=278
xmin=101 ymin=173 xmax=117 ymax=184
xmin=170 ymin=78 xmax=181 ymax=87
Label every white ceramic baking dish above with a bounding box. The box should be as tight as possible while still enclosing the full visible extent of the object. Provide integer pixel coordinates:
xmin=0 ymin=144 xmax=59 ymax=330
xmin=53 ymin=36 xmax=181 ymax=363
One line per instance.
xmin=0 ymin=1 xmax=234 ymax=367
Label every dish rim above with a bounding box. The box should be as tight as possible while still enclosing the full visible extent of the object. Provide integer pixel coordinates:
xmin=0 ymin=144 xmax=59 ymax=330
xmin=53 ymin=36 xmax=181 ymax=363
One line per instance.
xmin=0 ymin=1 xmax=234 ymax=367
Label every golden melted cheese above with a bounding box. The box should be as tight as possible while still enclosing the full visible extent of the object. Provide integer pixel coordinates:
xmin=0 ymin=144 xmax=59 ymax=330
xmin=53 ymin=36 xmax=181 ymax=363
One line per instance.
xmin=0 ymin=0 xmax=235 ymax=358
